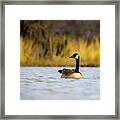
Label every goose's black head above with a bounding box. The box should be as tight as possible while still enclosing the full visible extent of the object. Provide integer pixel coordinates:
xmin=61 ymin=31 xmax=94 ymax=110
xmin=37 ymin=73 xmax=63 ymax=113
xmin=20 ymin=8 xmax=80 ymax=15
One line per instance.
xmin=69 ymin=53 xmax=79 ymax=59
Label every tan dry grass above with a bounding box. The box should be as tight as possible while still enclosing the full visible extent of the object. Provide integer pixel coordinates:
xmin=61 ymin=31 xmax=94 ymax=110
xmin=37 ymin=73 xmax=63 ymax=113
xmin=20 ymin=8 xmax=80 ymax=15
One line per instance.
xmin=20 ymin=36 xmax=100 ymax=67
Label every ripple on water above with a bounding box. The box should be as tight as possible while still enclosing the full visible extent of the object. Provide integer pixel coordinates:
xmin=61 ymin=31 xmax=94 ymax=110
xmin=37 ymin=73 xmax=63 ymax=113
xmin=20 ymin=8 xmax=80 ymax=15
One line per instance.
xmin=20 ymin=67 xmax=100 ymax=100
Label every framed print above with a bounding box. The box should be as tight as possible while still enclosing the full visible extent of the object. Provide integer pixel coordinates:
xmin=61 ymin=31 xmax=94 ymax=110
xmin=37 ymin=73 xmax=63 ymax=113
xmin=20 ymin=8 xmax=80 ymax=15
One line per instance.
xmin=0 ymin=0 xmax=119 ymax=119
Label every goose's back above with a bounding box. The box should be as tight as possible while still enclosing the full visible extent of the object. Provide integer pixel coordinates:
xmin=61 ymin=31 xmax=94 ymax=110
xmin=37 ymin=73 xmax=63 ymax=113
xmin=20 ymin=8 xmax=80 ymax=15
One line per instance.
xmin=58 ymin=68 xmax=83 ymax=79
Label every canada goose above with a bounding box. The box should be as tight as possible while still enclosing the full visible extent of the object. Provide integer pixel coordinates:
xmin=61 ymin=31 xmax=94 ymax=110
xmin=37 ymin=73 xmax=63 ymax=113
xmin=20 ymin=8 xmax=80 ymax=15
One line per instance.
xmin=58 ymin=53 xmax=83 ymax=79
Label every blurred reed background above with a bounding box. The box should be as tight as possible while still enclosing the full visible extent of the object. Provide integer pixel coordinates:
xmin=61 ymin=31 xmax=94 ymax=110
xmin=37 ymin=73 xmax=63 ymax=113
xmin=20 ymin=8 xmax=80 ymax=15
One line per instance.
xmin=20 ymin=20 xmax=100 ymax=67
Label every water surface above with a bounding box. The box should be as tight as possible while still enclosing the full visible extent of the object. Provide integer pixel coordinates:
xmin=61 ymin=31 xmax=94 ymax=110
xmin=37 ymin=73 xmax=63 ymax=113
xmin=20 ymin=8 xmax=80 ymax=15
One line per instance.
xmin=20 ymin=67 xmax=100 ymax=100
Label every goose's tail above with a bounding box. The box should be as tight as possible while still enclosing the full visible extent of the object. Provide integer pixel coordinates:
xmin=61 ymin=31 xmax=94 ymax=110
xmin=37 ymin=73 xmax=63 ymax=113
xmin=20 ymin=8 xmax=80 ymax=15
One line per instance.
xmin=58 ymin=70 xmax=62 ymax=73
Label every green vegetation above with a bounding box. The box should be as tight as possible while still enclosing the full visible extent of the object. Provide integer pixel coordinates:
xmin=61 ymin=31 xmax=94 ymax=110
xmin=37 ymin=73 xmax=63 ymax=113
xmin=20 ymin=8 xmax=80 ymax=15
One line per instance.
xmin=20 ymin=20 xmax=100 ymax=67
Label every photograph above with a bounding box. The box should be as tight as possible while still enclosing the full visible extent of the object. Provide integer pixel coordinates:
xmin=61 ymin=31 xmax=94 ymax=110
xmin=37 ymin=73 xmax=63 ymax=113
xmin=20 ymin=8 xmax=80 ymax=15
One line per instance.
xmin=1 ymin=0 xmax=118 ymax=118
xmin=20 ymin=20 xmax=100 ymax=100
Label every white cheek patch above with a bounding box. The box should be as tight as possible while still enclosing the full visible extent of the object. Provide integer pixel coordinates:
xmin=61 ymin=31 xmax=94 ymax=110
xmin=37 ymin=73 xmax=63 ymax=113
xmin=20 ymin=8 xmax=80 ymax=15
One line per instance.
xmin=75 ymin=55 xmax=79 ymax=59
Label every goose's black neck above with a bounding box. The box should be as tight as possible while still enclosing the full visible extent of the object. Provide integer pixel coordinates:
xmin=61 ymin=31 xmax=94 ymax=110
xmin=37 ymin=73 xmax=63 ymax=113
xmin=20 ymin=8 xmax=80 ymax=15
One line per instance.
xmin=75 ymin=57 xmax=79 ymax=73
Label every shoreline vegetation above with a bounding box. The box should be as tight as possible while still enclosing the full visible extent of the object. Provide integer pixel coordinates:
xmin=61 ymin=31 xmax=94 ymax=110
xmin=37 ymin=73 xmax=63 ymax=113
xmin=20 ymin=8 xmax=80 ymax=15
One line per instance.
xmin=20 ymin=20 xmax=100 ymax=67
xmin=20 ymin=36 xmax=100 ymax=67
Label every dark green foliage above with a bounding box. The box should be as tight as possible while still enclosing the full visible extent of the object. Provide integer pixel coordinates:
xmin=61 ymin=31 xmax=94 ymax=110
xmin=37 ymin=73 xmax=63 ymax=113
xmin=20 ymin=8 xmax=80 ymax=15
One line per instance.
xmin=20 ymin=20 xmax=100 ymax=59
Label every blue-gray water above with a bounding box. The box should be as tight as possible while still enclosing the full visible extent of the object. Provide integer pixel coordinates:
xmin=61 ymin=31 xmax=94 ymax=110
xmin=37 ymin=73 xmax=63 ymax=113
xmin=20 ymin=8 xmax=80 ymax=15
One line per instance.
xmin=20 ymin=67 xmax=100 ymax=100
